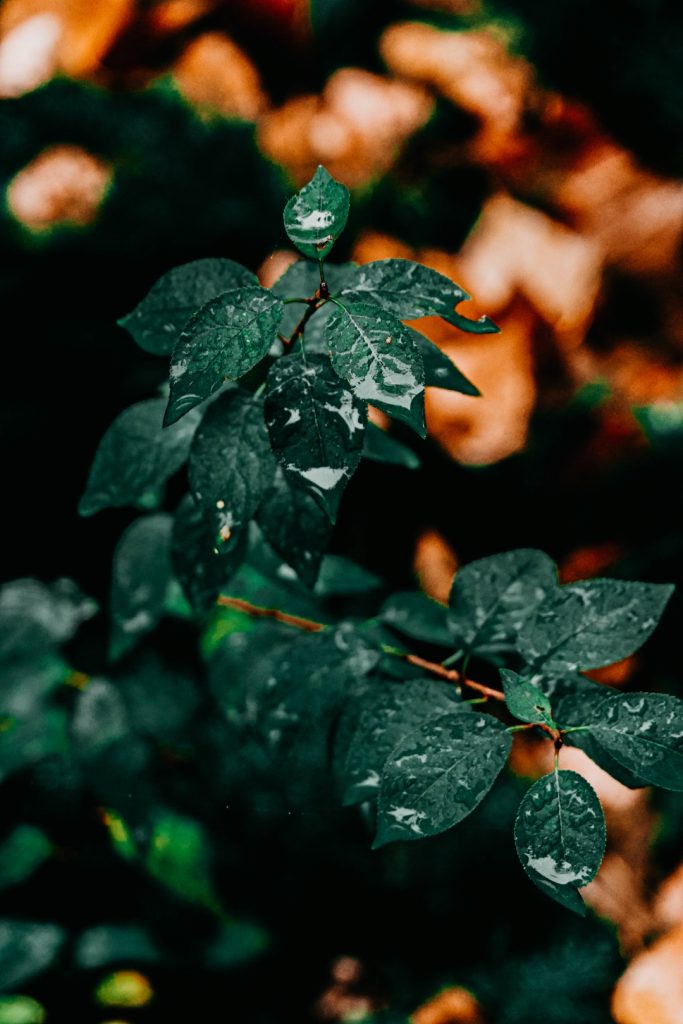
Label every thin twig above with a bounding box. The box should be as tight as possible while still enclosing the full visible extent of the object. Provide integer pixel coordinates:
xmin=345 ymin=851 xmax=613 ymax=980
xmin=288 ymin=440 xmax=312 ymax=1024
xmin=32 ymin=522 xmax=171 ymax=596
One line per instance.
xmin=216 ymin=595 xmax=325 ymax=632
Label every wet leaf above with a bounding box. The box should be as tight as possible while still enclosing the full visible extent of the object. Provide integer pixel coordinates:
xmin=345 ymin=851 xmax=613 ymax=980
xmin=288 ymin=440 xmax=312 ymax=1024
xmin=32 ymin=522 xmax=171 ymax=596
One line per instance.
xmin=120 ymin=258 xmax=257 ymax=356
xmin=375 ymin=711 xmax=511 ymax=845
xmin=165 ymin=286 xmax=283 ymax=424
xmin=172 ymin=494 xmax=246 ymax=614
xmin=410 ymin=329 xmax=480 ymax=396
xmin=339 ymin=259 xmax=499 ymax=334
xmin=519 ymin=579 xmax=674 ymax=672
xmin=381 ymin=592 xmax=453 ymax=647
xmin=448 ymin=549 xmax=558 ymax=656
xmin=0 ymin=921 xmax=65 ymax=992
xmin=514 ymin=770 xmax=605 ymax=915
xmin=272 ymin=259 xmax=357 ymax=337
xmin=257 ymin=468 xmax=332 ymax=587
xmin=75 ymin=925 xmax=161 ymax=968
xmin=500 ymin=669 xmax=555 ymax=727
xmin=314 ymin=555 xmax=382 ymax=597
xmin=325 ymin=302 xmax=425 ymax=434
xmin=188 ymin=389 xmax=276 ymax=547
xmin=363 ymin=421 xmax=420 ymax=469
xmin=0 ymin=579 xmax=97 ymax=663
xmin=110 ymin=514 xmax=174 ymax=659
xmin=557 ymin=689 xmax=683 ymax=791
xmin=0 ymin=827 xmax=52 ymax=893
xmin=79 ymin=399 xmax=200 ymax=516
xmin=283 ymin=166 xmax=350 ymax=261
xmin=264 ymin=352 xmax=366 ymax=521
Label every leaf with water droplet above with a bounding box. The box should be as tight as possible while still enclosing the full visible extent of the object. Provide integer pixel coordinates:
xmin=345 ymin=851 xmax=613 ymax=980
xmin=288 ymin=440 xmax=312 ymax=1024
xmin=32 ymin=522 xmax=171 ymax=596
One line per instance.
xmin=518 ymin=579 xmax=674 ymax=672
xmin=172 ymin=495 xmax=247 ymax=614
xmin=381 ymin=591 xmax=453 ymax=647
xmin=120 ymin=258 xmax=258 ymax=356
xmin=363 ymin=421 xmax=420 ymax=469
xmin=557 ymin=689 xmax=683 ymax=791
xmin=500 ymin=669 xmax=555 ymax=727
xmin=272 ymin=259 xmax=357 ymax=338
xmin=514 ymin=769 xmax=605 ymax=915
xmin=264 ymin=352 xmax=366 ymax=521
xmin=165 ymin=286 xmax=284 ymax=425
xmin=338 ymin=259 xmax=499 ymax=334
xmin=448 ymin=549 xmax=558 ymax=656
xmin=339 ymin=678 xmax=466 ymax=806
xmin=375 ymin=711 xmax=511 ymax=846
xmin=188 ymin=388 xmax=276 ymax=548
xmin=257 ymin=467 xmax=332 ymax=587
xmin=110 ymin=514 xmax=174 ymax=659
xmin=79 ymin=398 xmax=200 ymax=516
xmin=325 ymin=302 xmax=425 ymax=435
xmin=283 ymin=166 xmax=350 ymax=261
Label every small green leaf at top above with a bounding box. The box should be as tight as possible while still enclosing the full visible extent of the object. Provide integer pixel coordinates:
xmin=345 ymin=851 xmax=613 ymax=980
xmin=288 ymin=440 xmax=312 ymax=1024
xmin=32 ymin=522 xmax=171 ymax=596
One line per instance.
xmin=374 ymin=711 xmax=511 ymax=846
xmin=500 ymin=669 xmax=555 ymax=727
xmin=325 ymin=302 xmax=426 ymax=435
xmin=518 ymin=579 xmax=674 ymax=673
xmin=79 ymin=398 xmax=200 ymax=516
xmin=165 ymin=286 xmax=284 ymax=425
xmin=338 ymin=259 xmax=499 ymax=334
xmin=514 ymin=770 xmax=606 ymax=914
xmin=120 ymin=258 xmax=257 ymax=356
xmin=557 ymin=689 xmax=683 ymax=791
xmin=283 ymin=166 xmax=350 ymax=261
xmin=264 ymin=351 xmax=366 ymax=522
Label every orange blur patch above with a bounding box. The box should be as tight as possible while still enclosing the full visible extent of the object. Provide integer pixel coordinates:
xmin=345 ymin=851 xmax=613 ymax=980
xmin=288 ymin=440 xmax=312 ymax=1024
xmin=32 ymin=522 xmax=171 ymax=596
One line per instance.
xmin=7 ymin=144 xmax=111 ymax=231
xmin=172 ymin=32 xmax=267 ymax=120
xmin=413 ymin=529 xmax=458 ymax=605
xmin=412 ymin=985 xmax=484 ymax=1024
xmin=612 ymin=924 xmax=683 ymax=1024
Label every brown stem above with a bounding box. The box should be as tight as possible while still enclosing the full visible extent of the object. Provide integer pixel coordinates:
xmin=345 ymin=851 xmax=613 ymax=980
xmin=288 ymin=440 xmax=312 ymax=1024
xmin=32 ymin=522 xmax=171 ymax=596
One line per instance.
xmin=283 ymin=298 xmax=321 ymax=348
xmin=216 ymin=595 xmax=325 ymax=632
xmin=403 ymin=653 xmax=505 ymax=701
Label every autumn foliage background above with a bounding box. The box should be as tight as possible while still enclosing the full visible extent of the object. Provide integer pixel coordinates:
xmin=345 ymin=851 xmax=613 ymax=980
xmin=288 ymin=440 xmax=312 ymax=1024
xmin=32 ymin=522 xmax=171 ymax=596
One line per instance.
xmin=3 ymin=0 xmax=683 ymax=1021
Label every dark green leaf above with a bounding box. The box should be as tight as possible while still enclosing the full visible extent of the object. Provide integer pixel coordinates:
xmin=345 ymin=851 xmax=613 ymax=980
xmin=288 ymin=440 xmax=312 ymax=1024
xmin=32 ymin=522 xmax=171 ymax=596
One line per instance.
xmin=110 ymin=514 xmax=173 ymax=659
xmin=165 ymin=286 xmax=284 ymax=424
xmin=381 ymin=592 xmax=453 ymax=647
xmin=118 ymin=654 xmax=200 ymax=742
xmin=145 ymin=812 xmax=221 ymax=913
xmin=264 ymin=352 xmax=366 ymax=521
xmin=71 ymin=679 xmax=129 ymax=759
xmin=74 ymin=925 xmax=161 ymax=968
xmin=272 ymin=259 xmax=357 ymax=337
xmin=283 ymin=166 xmax=350 ymax=261
xmin=172 ymin=494 xmax=246 ymax=613
xmin=203 ymin=922 xmax=270 ymax=969
xmin=0 ymin=656 xmax=69 ymax=718
xmin=514 ymin=770 xmax=605 ymax=914
xmin=410 ymin=329 xmax=480 ymax=395
xmin=120 ymin=258 xmax=257 ymax=356
xmin=375 ymin=711 xmax=511 ymax=846
xmin=565 ymin=728 xmax=648 ymax=790
xmin=189 ymin=388 xmax=276 ymax=545
xmin=79 ymin=398 xmax=200 ymax=516
xmin=325 ymin=302 xmax=425 ymax=435
xmin=0 ymin=579 xmax=97 ymax=663
xmin=0 ymin=827 xmax=52 ymax=892
xmin=500 ymin=669 xmax=555 ymax=727
xmin=339 ymin=259 xmax=498 ymax=334
xmin=557 ymin=689 xmax=683 ymax=791
xmin=0 ymin=710 xmax=68 ymax=784
xmin=448 ymin=549 xmax=558 ymax=656
xmin=363 ymin=422 xmax=420 ymax=469
xmin=314 ymin=555 xmax=382 ymax=597
xmin=340 ymin=678 xmax=465 ymax=805
xmin=0 ymin=921 xmax=65 ymax=992
xmin=257 ymin=468 xmax=332 ymax=587
xmin=519 ymin=579 xmax=674 ymax=672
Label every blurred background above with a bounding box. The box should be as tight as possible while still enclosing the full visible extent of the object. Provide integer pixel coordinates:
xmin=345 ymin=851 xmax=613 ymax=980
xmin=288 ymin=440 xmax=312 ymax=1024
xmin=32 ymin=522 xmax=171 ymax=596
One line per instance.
xmin=2 ymin=0 xmax=683 ymax=1021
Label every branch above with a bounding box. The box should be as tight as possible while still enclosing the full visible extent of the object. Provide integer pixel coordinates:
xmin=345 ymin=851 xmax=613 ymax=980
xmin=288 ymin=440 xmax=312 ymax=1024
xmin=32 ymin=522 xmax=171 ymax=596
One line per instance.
xmin=216 ymin=595 xmax=325 ymax=632
xmin=403 ymin=653 xmax=505 ymax=702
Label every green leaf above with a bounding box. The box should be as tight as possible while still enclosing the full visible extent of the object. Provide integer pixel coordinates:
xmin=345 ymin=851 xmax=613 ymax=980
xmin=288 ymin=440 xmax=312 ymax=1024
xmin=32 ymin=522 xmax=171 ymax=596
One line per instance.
xmin=203 ymin=921 xmax=270 ymax=970
xmin=79 ymin=398 xmax=200 ymax=516
xmin=283 ymin=166 xmax=350 ymax=261
xmin=410 ymin=329 xmax=480 ymax=395
xmin=110 ymin=514 xmax=174 ymax=659
xmin=74 ymin=925 xmax=161 ymax=968
xmin=519 ymin=579 xmax=674 ymax=672
xmin=172 ymin=494 xmax=246 ymax=613
xmin=363 ymin=422 xmax=420 ymax=469
xmin=565 ymin=728 xmax=648 ymax=790
xmin=0 ymin=656 xmax=69 ymax=718
xmin=339 ymin=259 xmax=499 ymax=334
xmin=557 ymin=689 xmax=683 ymax=791
xmin=264 ymin=352 xmax=366 ymax=521
xmin=381 ymin=592 xmax=453 ymax=647
xmin=500 ymin=669 xmax=555 ymax=727
xmin=340 ymin=678 xmax=465 ymax=805
xmin=0 ymin=921 xmax=65 ymax=992
xmin=0 ymin=995 xmax=46 ymax=1024
xmin=314 ymin=555 xmax=382 ymax=597
xmin=0 ymin=827 xmax=52 ymax=892
xmin=514 ymin=770 xmax=605 ymax=914
xmin=325 ymin=302 xmax=425 ymax=435
xmin=0 ymin=579 xmax=97 ymax=663
xmin=0 ymin=710 xmax=68 ymax=784
xmin=272 ymin=259 xmax=357 ymax=337
xmin=375 ymin=711 xmax=511 ymax=846
xmin=146 ymin=811 xmax=221 ymax=914
xmin=118 ymin=654 xmax=200 ymax=743
xmin=448 ymin=549 xmax=558 ymax=656
xmin=120 ymin=258 xmax=257 ymax=356
xmin=257 ymin=469 xmax=332 ymax=587
xmin=165 ymin=286 xmax=284 ymax=424
xmin=71 ymin=679 xmax=129 ymax=759
xmin=189 ymin=388 xmax=276 ymax=546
